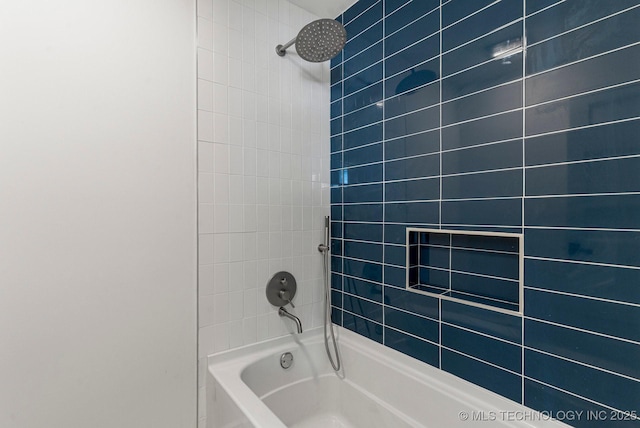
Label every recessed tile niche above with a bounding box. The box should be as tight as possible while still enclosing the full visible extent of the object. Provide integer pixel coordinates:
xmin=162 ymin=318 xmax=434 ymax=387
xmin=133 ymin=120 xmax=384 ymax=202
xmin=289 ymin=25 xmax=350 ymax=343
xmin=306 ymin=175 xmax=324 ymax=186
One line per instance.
xmin=407 ymin=228 xmax=523 ymax=314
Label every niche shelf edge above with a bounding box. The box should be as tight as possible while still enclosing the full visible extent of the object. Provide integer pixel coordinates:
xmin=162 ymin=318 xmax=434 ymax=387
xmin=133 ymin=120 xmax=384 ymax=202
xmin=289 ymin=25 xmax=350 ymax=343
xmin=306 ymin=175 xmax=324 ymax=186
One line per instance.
xmin=405 ymin=227 xmax=524 ymax=316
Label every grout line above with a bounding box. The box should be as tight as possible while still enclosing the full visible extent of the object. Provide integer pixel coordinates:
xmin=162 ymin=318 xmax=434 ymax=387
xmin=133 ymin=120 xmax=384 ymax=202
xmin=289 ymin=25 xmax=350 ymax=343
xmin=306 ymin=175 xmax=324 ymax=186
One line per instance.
xmin=521 ymin=3 xmax=527 ymax=403
xmin=524 ymin=116 xmax=640 ymax=139
xmin=386 ymin=55 xmax=440 ymax=85
xmin=336 ymin=106 xmax=640 ymax=143
xmin=341 ymin=255 xmax=384 ymax=266
xmin=343 ymin=0 xmax=381 ymax=27
xmin=337 ymin=118 xmax=384 ymax=136
xmin=439 ymin=1 xmax=443 ymax=232
xmin=341 ymin=195 xmax=518 ymax=202
xmin=336 ymin=220 xmax=440 ymax=226
xmin=441 ymin=288 xmax=520 ymax=309
xmin=384 ymin=128 xmax=438 ymax=143
xmin=340 ymin=272 xmax=385 ymax=288
xmin=383 ymin=175 xmax=441 ymax=186
xmin=442 ymin=38 xmax=524 ymax=81
xmin=442 ymin=320 xmax=521 ymax=347
xmin=337 ymin=14 xmax=517 ymax=84
xmin=342 ymin=308 xmax=383 ymax=327
xmin=336 ymin=40 xmax=383 ymax=74
xmin=438 ymin=297 xmax=443 ymax=369
xmin=524 ymin=316 xmax=640 ymax=346
xmin=336 ymin=175 xmax=640 ymax=198
xmin=342 ymin=290 xmax=383 ymax=307
xmin=340 ymin=272 xmax=382 ymax=287
xmin=381 ymin=3 xmax=387 ymax=346
xmin=442 ymin=345 xmax=522 ymax=377
xmin=525 ymin=153 xmax=640 ymax=170
xmin=417 ymin=266 xmax=519 ymax=284
xmin=344 ymin=18 xmax=382 ymax=48
xmin=524 ymin=0 xmax=565 ymax=18
xmin=410 ymin=223 xmax=519 ymax=230
xmin=525 ymin=78 xmax=640 ymax=110
xmin=525 ymin=40 xmax=640 ymax=80
xmin=524 ymin=255 xmax=640 ymax=271
xmin=442 ymin=77 xmax=524 ymax=105
xmin=526 ymin=4 xmax=640 ymax=49
xmin=385 ymin=103 xmax=440 ymax=124
xmin=421 ymin=222 xmax=640 ymax=233
xmin=330 ymin=159 xmax=383 ymax=171
xmin=524 ymin=223 xmax=640 ymax=231
xmin=441 ymin=107 xmax=524 ymax=129
xmin=386 ymin=93 xmax=440 ymax=120
xmin=419 ymin=242 xmax=519 ymax=255
xmin=442 ymin=17 xmax=523 ymax=57
xmin=386 ymin=6 xmax=440 ymax=40
xmin=340 ymin=39 xmax=345 ymax=329
xmin=441 ymin=166 xmax=522 ymax=178
xmin=385 ymin=324 xmax=440 ymax=348
xmin=385 ymin=30 xmax=440 ymax=67
xmin=386 ymin=304 xmax=438 ymax=331
xmin=339 ymin=281 xmax=640 ymax=349
xmin=523 ymin=376 xmax=640 ymax=416
xmin=337 ymin=140 xmax=381 ymax=154
xmin=342 ymin=8 xmax=447 ymax=71
xmin=342 ymin=237 xmax=392 ymax=245
xmin=341 ymin=63 xmax=384 ymax=98
xmin=441 ymin=0 xmax=502 ymax=32
xmin=334 ymin=14 xmax=640 ymax=85
xmin=342 ymin=93 xmax=383 ymax=117
xmin=524 ymin=347 xmax=640 ymax=383
xmin=384 ymin=0 xmax=412 ymax=20
xmin=374 ymin=147 xmax=440 ymax=164
xmin=524 ymin=286 xmax=640 ymax=309
xmin=337 ymin=28 xmax=489 ymax=91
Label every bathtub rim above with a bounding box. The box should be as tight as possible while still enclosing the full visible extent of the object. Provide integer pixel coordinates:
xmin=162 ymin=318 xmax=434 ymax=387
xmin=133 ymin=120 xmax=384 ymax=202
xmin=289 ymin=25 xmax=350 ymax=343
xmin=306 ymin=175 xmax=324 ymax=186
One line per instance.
xmin=207 ymin=326 xmax=567 ymax=428
xmin=207 ymin=327 xmax=327 ymax=428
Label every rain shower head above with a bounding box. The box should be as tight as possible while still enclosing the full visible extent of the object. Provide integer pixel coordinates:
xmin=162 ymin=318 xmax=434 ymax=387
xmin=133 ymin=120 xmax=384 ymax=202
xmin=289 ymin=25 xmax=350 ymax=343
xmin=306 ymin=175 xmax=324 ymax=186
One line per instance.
xmin=276 ymin=19 xmax=347 ymax=62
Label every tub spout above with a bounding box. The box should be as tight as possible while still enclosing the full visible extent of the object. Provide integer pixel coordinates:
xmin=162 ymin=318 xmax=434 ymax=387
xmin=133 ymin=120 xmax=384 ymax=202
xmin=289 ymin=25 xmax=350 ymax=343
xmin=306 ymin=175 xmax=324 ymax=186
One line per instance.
xmin=278 ymin=307 xmax=303 ymax=334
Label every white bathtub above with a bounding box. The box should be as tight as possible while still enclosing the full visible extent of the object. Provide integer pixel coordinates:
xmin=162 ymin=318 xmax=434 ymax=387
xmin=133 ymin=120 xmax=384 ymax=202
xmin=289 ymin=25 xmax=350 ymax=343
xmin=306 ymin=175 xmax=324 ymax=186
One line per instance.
xmin=207 ymin=326 xmax=567 ymax=428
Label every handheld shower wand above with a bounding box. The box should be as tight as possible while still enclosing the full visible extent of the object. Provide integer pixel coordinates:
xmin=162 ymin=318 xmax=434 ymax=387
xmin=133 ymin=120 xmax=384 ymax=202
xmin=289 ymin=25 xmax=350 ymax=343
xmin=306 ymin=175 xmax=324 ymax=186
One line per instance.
xmin=318 ymin=216 xmax=341 ymax=371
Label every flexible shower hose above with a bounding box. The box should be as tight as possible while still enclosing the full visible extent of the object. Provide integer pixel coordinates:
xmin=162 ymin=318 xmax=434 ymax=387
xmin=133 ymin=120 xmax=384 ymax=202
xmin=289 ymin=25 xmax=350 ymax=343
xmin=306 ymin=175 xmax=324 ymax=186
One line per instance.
xmin=321 ymin=218 xmax=341 ymax=372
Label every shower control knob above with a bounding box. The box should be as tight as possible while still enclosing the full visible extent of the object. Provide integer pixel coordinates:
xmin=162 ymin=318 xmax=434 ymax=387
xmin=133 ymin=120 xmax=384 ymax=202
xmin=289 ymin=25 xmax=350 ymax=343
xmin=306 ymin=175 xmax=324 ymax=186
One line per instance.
xmin=266 ymin=271 xmax=297 ymax=308
xmin=279 ymin=289 xmax=295 ymax=308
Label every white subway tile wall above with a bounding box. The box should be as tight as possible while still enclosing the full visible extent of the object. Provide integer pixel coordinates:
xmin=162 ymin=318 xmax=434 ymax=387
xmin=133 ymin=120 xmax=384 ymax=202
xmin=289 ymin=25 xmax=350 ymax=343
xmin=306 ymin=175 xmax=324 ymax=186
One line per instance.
xmin=196 ymin=0 xmax=331 ymax=425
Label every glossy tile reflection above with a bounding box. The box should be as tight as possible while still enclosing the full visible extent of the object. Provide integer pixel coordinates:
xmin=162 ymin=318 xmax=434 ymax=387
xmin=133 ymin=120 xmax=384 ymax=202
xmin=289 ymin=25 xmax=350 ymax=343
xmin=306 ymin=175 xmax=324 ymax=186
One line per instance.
xmin=331 ymin=0 xmax=640 ymax=415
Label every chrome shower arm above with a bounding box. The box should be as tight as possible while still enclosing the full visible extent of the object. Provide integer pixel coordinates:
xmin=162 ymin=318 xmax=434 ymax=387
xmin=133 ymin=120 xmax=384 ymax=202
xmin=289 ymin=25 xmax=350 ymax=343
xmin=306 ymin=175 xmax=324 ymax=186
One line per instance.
xmin=276 ymin=37 xmax=296 ymax=56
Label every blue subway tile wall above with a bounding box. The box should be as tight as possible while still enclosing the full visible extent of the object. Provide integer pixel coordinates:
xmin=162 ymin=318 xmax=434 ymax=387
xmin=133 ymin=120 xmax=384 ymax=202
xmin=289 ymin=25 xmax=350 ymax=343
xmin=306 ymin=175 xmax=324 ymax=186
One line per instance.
xmin=330 ymin=0 xmax=640 ymax=425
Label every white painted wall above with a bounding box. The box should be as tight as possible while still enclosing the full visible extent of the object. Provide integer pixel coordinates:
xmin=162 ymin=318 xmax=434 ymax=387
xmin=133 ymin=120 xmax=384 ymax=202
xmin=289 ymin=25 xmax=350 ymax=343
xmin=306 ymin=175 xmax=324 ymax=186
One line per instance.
xmin=0 ymin=1 xmax=197 ymax=427
xmin=195 ymin=0 xmax=331 ymax=425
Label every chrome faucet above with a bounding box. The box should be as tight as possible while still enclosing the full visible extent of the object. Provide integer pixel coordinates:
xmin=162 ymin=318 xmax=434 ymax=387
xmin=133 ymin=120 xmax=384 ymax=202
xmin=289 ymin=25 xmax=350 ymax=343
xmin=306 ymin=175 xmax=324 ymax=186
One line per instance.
xmin=278 ymin=307 xmax=303 ymax=334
